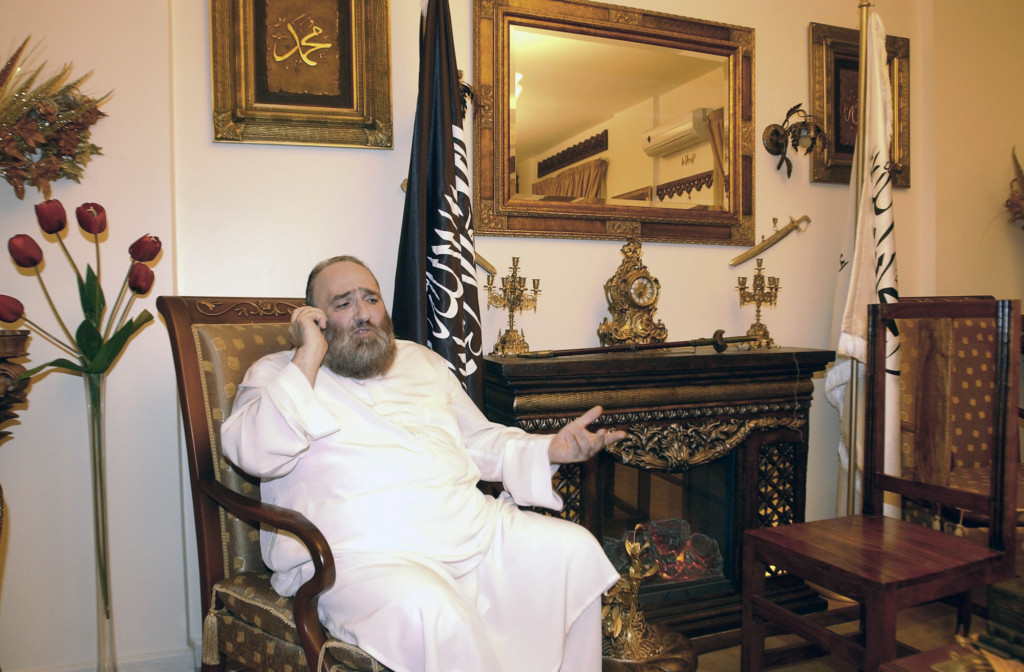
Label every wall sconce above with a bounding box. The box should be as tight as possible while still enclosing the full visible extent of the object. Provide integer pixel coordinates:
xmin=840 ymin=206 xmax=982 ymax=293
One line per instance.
xmin=762 ymin=103 xmax=825 ymax=178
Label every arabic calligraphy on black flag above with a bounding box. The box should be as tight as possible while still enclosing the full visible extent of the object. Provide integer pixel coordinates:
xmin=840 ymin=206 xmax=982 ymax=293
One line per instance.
xmin=392 ymin=0 xmax=484 ymax=406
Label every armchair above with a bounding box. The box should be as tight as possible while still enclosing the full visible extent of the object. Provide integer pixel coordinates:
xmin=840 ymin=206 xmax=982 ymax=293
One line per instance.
xmin=157 ymin=296 xmax=389 ymax=672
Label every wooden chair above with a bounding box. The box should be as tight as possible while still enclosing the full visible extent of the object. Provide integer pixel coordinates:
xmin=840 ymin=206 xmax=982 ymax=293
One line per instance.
xmin=157 ymin=296 xmax=390 ymax=672
xmin=741 ymin=298 xmax=1021 ymax=672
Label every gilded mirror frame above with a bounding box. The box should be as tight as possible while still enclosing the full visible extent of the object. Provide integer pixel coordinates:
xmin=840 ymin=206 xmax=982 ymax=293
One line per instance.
xmin=473 ymin=0 xmax=755 ymax=245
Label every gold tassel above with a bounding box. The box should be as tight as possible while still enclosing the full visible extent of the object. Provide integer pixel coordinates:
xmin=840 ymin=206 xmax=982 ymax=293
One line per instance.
xmin=202 ymin=609 xmax=221 ymax=666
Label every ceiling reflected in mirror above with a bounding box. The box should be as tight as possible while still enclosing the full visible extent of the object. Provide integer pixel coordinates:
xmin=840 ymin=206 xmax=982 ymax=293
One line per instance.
xmin=511 ymin=26 xmax=729 ymax=212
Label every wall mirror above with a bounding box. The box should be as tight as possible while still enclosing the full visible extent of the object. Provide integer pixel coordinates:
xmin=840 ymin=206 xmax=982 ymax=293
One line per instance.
xmin=473 ymin=0 xmax=755 ymax=245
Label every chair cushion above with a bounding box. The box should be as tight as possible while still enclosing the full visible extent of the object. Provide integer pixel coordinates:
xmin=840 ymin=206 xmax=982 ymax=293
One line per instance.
xmin=213 ymin=571 xmax=388 ymax=671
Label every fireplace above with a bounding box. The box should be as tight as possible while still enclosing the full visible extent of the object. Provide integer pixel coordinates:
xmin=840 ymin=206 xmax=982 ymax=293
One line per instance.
xmin=482 ymin=345 xmax=835 ymax=638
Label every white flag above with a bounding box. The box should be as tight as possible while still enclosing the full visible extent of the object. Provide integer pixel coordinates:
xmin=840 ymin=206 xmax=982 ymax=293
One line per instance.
xmin=824 ymin=10 xmax=900 ymax=515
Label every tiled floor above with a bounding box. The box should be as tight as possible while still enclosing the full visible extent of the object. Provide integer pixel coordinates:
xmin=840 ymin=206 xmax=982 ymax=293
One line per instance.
xmin=694 ymin=600 xmax=983 ymax=671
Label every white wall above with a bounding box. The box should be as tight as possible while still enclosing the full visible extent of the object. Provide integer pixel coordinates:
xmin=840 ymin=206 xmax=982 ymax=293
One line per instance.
xmin=933 ymin=2 xmax=1024 ymax=299
xmin=0 ymin=0 xmax=1020 ymax=669
xmin=0 ymin=1 xmax=183 ymax=670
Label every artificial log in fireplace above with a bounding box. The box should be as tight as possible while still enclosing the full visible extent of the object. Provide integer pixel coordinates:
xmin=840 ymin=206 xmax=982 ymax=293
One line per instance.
xmin=483 ymin=345 xmax=835 ymax=639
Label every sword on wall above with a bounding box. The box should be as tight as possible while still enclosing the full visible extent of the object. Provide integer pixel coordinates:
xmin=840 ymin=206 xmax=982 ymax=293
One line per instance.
xmin=729 ymin=215 xmax=811 ymax=267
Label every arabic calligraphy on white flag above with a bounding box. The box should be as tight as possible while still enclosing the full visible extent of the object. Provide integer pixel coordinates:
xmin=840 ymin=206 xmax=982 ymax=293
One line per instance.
xmin=824 ymin=9 xmax=900 ymax=514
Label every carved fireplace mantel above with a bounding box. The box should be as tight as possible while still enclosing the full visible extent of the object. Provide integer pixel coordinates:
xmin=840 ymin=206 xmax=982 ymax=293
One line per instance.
xmin=483 ymin=345 xmax=835 ymax=639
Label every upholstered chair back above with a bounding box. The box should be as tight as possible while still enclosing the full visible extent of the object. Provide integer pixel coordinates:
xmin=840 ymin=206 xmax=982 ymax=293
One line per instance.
xmin=899 ymin=315 xmax=1001 ymax=479
xmin=193 ymin=321 xmax=294 ymax=574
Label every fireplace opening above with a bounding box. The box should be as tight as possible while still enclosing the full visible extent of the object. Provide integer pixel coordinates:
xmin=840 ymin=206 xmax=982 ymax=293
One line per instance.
xmin=603 ymin=518 xmax=724 ymax=583
xmin=599 ymin=450 xmax=740 ymax=628
xmin=592 ymin=429 xmax=828 ymax=637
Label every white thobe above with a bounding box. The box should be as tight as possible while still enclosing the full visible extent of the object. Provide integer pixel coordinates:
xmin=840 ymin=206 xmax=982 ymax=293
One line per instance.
xmin=221 ymin=340 xmax=619 ymax=672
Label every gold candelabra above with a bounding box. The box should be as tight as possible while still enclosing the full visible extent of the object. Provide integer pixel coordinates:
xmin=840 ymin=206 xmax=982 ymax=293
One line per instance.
xmin=485 ymin=257 xmax=541 ymax=356
xmin=737 ymin=258 xmax=780 ymax=348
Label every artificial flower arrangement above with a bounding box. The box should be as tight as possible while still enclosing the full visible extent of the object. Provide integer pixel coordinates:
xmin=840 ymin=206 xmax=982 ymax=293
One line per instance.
xmin=0 ymin=199 xmax=160 ymax=671
xmin=0 ymin=37 xmax=108 ymax=199
xmin=0 ymin=199 xmax=159 ymax=376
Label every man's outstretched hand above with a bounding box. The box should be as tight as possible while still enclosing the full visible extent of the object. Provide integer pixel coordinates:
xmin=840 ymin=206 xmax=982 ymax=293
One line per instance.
xmin=548 ymin=406 xmax=628 ymax=464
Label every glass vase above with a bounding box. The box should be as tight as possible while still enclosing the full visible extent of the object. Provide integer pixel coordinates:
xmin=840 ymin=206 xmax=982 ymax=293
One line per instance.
xmin=85 ymin=372 xmax=117 ymax=671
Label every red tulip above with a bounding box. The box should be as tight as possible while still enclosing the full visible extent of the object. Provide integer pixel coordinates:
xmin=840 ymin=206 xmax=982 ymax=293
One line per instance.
xmin=34 ymin=199 xmax=67 ymax=234
xmin=76 ymin=202 xmax=107 ymax=234
xmin=128 ymin=234 xmax=161 ymax=262
xmin=128 ymin=262 xmax=154 ymax=294
xmin=8 ymin=234 xmax=43 ymax=268
xmin=0 ymin=295 xmax=24 ymax=322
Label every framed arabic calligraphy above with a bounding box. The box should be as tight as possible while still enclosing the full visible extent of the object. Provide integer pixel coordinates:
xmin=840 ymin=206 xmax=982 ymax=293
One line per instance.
xmin=808 ymin=22 xmax=910 ymax=187
xmin=211 ymin=0 xmax=393 ymax=148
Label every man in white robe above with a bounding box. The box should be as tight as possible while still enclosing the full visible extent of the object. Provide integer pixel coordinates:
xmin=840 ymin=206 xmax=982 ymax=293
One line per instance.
xmin=222 ymin=256 xmax=626 ymax=672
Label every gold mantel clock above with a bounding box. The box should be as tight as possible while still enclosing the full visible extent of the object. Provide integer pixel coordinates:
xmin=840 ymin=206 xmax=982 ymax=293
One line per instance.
xmin=598 ymin=239 xmax=668 ymax=347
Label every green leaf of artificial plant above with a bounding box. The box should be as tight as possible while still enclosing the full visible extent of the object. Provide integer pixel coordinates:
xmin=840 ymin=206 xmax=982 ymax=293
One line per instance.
xmin=86 ymin=309 xmax=153 ymax=374
xmin=77 ymin=264 xmax=105 ymax=328
xmin=18 ymin=357 xmax=86 ymax=380
xmin=75 ymin=318 xmax=103 ymax=360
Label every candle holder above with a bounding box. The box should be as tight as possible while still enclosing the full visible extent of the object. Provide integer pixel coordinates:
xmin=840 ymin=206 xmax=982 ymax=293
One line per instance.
xmin=485 ymin=257 xmax=541 ymax=356
xmin=737 ymin=258 xmax=780 ymax=348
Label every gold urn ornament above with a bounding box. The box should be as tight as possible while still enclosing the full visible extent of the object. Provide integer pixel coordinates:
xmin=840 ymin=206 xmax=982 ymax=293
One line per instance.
xmin=598 ymin=239 xmax=668 ymax=347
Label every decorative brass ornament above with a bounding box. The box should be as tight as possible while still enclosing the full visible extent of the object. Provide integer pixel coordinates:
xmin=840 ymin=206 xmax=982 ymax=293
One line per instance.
xmin=601 ymin=525 xmax=699 ymax=671
xmin=598 ymin=239 xmax=668 ymax=347
xmin=602 ymin=525 xmax=663 ymax=661
xmin=762 ymin=103 xmax=824 ymax=178
xmin=485 ymin=257 xmax=541 ymax=355
xmin=737 ymin=258 xmax=780 ymax=348
xmin=607 ymin=416 xmax=807 ymax=472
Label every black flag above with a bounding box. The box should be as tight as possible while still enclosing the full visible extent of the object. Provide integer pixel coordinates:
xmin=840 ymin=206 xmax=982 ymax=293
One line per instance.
xmin=392 ymin=0 xmax=484 ymax=406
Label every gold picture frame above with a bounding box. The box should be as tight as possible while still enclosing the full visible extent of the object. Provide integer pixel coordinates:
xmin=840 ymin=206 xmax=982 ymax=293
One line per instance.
xmin=211 ymin=0 xmax=393 ymax=148
xmin=809 ymin=22 xmax=910 ymax=187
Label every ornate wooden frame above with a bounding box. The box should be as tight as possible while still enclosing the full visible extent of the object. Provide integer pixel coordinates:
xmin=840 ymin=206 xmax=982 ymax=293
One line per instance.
xmin=809 ymin=22 xmax=910 ymax=187
xmin=211 ymin=0 xmax=393 ymax=148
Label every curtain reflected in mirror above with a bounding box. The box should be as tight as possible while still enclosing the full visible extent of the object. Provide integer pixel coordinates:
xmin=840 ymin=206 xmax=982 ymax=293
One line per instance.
xmin=531 ymin=158 xmax=607 ymax=200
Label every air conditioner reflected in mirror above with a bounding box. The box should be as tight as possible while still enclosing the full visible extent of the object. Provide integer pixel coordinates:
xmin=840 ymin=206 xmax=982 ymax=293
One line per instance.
xmin=641 ymin=108 xmax=712 ymax=157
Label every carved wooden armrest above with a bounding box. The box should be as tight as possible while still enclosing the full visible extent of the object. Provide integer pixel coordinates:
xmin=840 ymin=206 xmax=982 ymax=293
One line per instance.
xmin=199 ymin=476 xmax=336 ymax=665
